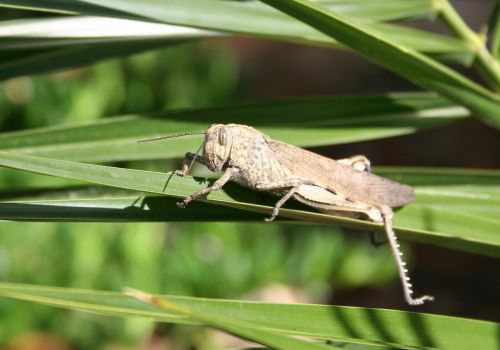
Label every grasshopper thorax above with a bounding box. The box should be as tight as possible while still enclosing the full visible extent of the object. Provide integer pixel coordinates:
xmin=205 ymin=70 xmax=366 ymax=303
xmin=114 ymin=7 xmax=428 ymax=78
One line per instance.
xmin=203 ymin=124 xmax=234 ymax=172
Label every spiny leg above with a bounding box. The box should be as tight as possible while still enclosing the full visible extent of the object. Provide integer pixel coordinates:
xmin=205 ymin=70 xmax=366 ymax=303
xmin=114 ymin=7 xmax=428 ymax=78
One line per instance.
xmin=265 ymin=187 xmax=299 ymax=222
xmin=177 ymin=167 xmax=236 ymax=208
xmin=379 ymin=205 xmax=434 ymax=306
xmin=293 ymin=190 xmax=433 ymax=306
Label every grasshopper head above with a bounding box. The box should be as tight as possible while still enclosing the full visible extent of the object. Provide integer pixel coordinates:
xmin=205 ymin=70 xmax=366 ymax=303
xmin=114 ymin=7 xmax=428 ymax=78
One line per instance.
xmin=203 ymin=124 xmax=234 ymax=172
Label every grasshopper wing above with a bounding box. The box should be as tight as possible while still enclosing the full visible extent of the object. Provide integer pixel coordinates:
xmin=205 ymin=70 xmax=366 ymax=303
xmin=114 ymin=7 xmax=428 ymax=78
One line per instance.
xmin=267 ymin=139 xmax=414 ymax=207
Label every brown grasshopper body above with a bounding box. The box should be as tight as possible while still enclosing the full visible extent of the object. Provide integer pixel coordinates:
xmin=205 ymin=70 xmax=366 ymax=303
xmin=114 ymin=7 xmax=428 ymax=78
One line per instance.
xmin=147 ymin=124 xmax=433 ymax=305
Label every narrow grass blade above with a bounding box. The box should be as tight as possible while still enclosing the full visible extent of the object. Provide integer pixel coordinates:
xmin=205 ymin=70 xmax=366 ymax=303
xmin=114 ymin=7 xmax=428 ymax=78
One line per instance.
xmin=0 ymin=152 xmax=498 ymax=256
xmin=0 ymin=192 xmax=272 ymax=222
xmin=259 ymin=0 xmax=500 ymax=128
xmin=488 ymin=0 xmax=500 ymax=57
xmin=125 ymin=288 xmax=338 ymax=350
xmin=0 ymin=93 xmax=469 ymax=162
xmin=0 ymin=16 xmax=218 ymax=50
xmin=0 ymin=0 xmax=437 ymax=23
xmin=0 ymin=16 xmax=216 ymax=80
xmin=0 ymin=283 xmax=498 ymax=350
xmin=0 ymin=0 xmax=474 ymax=80
xmin=74 ymin=0 xmax=471 ymax=61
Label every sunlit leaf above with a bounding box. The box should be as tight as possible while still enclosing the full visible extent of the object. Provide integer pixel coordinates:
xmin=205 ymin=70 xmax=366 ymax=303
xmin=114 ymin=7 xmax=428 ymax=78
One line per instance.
xmin=0 ymin=93 xmax=469 ymax=162
xmin=0 ymin=283 xmax=498 ymax=350
xmin=259 ymin=0 xmax=500 ymax=128
xmin=0 ymin=0 xmax=474 ymax=79
xmin=0 ymin=152 xmax=498 ymax=256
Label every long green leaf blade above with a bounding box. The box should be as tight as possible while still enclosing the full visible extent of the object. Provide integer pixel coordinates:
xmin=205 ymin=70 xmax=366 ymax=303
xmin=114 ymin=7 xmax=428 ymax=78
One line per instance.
xmin=125 ymin=289 xmax=338 ymax=350
xmin=259 ymin=0 xmax=500 ymax=128
xmin=72 ymin=0 xmax=469 ymax=58
xmin=0 ymin=152 xmax=498 ymax=256
xmin=0 ymin=93 xmax=469 ymax=162
xmin=0 ymin=14 xmax=466 ymax=55
xmin=0 ymin=1 xmax=474 ymax=79
xmin=0 ymin=283 xmax=498 ymax=350
xmin=0 ymin=16 xmax=218 ymax=50
xmin=0 ymin=0 xmax=437 ymax=23
xmin=0 ymin=195 xmax=269 ymax=222
xmin=0 ymin=16 xmax=214 ymax=80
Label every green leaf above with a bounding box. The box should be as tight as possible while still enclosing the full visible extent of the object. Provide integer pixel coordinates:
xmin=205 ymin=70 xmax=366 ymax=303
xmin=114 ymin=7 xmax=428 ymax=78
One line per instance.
xmin=0 ymin=0 xmax=438 ymax=23
xmin=488 ymin=0 xmax=500 ymax=57
xmin=0 ymin=283 xmax=498 ymax=350
xmin=0 ymin=93 xmax=469 ymax=162
xmin=0 ymin=190 xmax=270 ymax=222
xmin=0 ymin=16 xmax=218 ymax=50
xmin=0 ymin=14 xmax=466 ymax=55
xmin=0 ymin=152 xmax=498 ymax=256
xmin=71 ymin=0 xmax=471 ymax=59
xmin=0 ymin=1 xmax=474 ymax=79
xmin=377 ymin=167 xmax=500 ymax=256
xmin=259 ymin=0 xmax=500 ymax=128
xmin=125 ymin=288 xmax=338 ymax=350
xmin=0 ymin=16 xmax=214 ymax=80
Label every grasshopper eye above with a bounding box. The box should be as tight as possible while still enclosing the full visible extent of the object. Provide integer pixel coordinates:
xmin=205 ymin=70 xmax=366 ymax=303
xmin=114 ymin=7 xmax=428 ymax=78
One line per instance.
xmin=218 ymin=128 xmax=228 ymax=146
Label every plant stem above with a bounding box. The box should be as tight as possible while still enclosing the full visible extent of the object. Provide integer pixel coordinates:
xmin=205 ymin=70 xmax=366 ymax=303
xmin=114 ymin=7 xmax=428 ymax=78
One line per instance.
xmin=488 ymin=0 xmax=500 ymax=57
xmin=435 ymin=0 xmax=500 ymax=91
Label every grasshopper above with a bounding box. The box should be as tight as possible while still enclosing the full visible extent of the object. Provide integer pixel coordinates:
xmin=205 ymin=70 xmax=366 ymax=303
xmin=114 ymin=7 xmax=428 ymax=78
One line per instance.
xmin=141 ymin=124 xmax=433 ymax=305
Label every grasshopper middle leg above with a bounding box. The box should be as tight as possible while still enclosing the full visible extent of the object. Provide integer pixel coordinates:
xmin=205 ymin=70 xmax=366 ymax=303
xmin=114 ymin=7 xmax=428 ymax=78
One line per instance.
xmin=255 ymin=178 xmax=311 ymax=222
xmin=265 ymin=187 xmax=299 ymax=222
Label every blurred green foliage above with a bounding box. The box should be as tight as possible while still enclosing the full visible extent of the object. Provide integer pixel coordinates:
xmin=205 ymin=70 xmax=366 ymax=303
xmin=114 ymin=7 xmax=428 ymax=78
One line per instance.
xmin=0 ymin=43 xmax=398 ymax=349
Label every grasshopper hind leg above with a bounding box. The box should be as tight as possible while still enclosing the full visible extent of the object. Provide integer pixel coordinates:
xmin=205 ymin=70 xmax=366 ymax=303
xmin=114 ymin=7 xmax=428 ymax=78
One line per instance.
xmin=378 ymin=205 xmax=434 ymax=306
xmin=294 ymin=190 xmax=434 ymax=306
xmin=338 ymin=155 xmax=385 ymax=246
xmin=337 ymin=155 xmax=371 ymax=172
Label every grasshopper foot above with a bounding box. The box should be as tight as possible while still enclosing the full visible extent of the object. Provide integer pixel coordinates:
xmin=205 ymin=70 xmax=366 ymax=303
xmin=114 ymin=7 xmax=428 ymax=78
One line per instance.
xmin=174 ymin=169 xmax=187 ymax=177
xmin=176 ymin=198 xmax=190 ymax=208
xmin=369 ymin=232 xmax=386 ymax=247
xmin=407 ymin=294 xmax=434 ymax=306
xmin=264 ymin=209 xmax=279 ymax=222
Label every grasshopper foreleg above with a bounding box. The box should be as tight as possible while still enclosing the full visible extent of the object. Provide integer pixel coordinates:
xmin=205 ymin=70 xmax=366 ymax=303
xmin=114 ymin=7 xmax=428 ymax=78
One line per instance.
xmin=174 ymin=152 xmax=207 ymax=177
xmin=177 ymin=167 xmax=236 ymax=208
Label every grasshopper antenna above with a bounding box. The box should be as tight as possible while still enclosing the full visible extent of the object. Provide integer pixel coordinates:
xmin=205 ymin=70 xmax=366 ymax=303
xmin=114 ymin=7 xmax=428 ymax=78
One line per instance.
xmin=138 ymin=131 xmax=206 ymax=192
xmin=138 ymin=131 xmax=205 ymax=143
xmin=187 ymin=141 xmax=206 ymax=174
